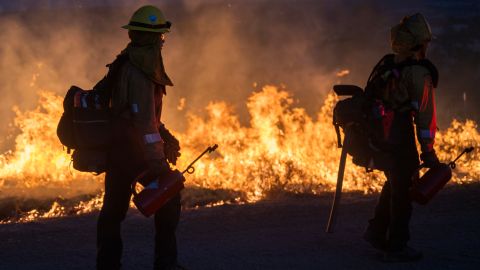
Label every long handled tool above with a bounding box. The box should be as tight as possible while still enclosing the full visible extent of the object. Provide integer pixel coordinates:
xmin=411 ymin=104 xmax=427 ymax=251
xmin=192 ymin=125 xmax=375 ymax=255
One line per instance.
xmin=326 ymin=133 xmax=349 ymax=233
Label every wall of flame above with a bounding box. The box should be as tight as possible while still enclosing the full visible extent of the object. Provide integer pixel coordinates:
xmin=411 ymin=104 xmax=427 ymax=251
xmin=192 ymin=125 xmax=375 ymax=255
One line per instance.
xmin=0 ymin=85 xmax=478 ymax=223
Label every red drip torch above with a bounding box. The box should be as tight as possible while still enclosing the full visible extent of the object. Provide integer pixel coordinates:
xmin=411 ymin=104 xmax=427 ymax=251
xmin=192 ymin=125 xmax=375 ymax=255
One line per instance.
xmin=132 ymin=144 xmax=218 ymax=217
xmin=410 ymin=147 xmax=475 ymax=205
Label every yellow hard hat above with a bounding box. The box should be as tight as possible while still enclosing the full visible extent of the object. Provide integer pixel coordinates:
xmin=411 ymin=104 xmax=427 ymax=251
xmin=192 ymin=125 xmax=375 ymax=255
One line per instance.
xmin=122 ymin=5 xmax=171 ymax=33
xmin=391 ymin=13 xmax=433 ymax=54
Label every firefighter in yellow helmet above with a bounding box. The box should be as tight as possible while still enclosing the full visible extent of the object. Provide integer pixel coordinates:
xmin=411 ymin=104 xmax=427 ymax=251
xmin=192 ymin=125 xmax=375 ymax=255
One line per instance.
xmin=96 ymin=5 xmax=182 ymax=270
xmin=363 ymin=13 xmax=439 ymax=262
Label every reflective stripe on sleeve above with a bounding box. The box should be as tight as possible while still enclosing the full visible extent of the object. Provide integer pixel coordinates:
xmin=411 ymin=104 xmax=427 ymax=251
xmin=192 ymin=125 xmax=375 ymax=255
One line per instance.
xmin=143 ymin=133 xmax=163 ymax=144
xmin=419 ymin=129 xmax=435 ymax=139
xmin=131 ymin=104 xmax=139 ymax=113
xmin=81 ymin=95 xmax=88 ymax=108
xmin=410 ymin=101 xmax=419 ymax=111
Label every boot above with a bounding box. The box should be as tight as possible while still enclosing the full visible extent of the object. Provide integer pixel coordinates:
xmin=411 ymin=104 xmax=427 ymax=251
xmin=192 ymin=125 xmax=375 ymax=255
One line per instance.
xmin=382 ymin=246 xmax=423 ymax=262
xmin=157 ymin=263 xmax=187 ymax=270
xmin=363 ymin=227 xmax=387 ymax=251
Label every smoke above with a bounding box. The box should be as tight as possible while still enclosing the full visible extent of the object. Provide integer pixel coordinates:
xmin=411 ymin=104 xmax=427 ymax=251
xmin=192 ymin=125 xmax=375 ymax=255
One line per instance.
xmin=1 ymin=1 xmax=479 ymax=135
xmin=0 ymin=8 xmax=119 ymax=151
xmin=163 ymin=0 xmax=390 ymax=129
xmin=0 ymin=0 xmax=478 ymax=202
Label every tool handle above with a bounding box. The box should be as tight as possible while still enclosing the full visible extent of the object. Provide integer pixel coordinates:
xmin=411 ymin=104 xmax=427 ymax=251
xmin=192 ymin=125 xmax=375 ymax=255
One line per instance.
xmin=182 ymin=144 xmax=218 ymax=175
xmin=449 ymin=146 xmax=475 ymax=169
xmin=326 ymin=133 xmax=349 ymax=233
xmin=334 ymin=124 xmax=342 ymax=148
xmin=417 ymin=147 xmax=474 ymax=170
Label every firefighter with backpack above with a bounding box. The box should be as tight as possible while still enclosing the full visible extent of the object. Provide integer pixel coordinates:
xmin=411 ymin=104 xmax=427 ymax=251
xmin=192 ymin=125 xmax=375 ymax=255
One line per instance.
xmin=360 ymin=13 xmax=440 ymax=262
xmin=95 ymin=5 xmax=183 ymax=270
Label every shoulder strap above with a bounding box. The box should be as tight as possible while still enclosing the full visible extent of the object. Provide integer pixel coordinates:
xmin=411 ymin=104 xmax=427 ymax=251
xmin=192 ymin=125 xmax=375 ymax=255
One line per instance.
xmin=418 ymin=59 xmax=439 ymax=88
xmin=366 ymin=54 xmax=395 ymax=84
xmin=396 ymin=58 xmax=439 ymax=88
xmin=93 ymin=53 xmax=129 ymax=101
xmin=365 ymin=54 xmax=396 ymax=98
xmin=106 ymin=53 xmax=129 ymax=99
xmin=367 ymin=54 xmax=439 ymax=88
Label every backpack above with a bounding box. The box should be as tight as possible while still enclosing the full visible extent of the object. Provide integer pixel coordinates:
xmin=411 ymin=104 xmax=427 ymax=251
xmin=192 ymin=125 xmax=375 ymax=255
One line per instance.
xmin=332 ymin=54 xmax=438 ymax=172
xmin=57 ymin=54 xmax=128 ymax=173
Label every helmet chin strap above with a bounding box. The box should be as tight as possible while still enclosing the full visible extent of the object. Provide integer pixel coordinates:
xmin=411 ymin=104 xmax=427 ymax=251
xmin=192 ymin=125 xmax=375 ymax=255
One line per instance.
xmin=414 ymin=42 xmax=429 ymax=60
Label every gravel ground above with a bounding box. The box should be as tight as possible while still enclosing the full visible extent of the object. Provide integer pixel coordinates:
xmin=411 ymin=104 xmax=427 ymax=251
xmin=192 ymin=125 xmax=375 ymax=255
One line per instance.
xmin=0 ymin=183 xmax=479 ymax=270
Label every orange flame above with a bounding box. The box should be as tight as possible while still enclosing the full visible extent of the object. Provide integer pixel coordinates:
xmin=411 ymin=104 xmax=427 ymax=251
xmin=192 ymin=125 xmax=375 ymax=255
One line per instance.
xmin=0 ymin=92 xmax=102 ymax=198
xmin=0 ymin=85 xmax=479 ymax=223
xmin=336 ymin=69 xmax=350 ymax=77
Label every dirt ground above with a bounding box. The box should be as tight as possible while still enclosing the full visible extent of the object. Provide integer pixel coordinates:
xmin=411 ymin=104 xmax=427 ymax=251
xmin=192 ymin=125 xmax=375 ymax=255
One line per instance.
xmin=0 ymin=183 xmax=479 ymax=270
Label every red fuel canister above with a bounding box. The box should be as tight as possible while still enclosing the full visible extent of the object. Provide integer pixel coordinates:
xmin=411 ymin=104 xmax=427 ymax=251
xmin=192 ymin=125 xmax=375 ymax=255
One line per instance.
xmin=132 ymin=169 xmax=185 ymax=217
xmin=410 ymin=147 xmax=474 ymax=205
xmin=131 ymin=144 xmax=218 ymax=217
xmin=410 ymin=163 xmax=452 ymax=205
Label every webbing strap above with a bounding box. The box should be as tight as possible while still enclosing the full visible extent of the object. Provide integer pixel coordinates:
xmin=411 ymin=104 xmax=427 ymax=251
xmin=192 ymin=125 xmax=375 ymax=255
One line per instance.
xmin=367 ymin=54 xmax=438 ymax=88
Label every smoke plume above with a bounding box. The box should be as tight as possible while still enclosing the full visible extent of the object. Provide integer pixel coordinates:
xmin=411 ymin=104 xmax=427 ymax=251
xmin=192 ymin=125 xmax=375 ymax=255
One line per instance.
xmin=0 ymin=0 xmax=478 ymax=213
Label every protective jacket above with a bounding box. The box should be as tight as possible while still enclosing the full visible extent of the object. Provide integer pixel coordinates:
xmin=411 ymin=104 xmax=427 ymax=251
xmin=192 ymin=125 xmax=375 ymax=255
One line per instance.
xmin=365 ymin=55 xmax=437 ymax=251
xmin=377 ymin=56 xmax=437 ymax=153
xmin=97 ymin=6 xmax=180 ymax=270
xmin=111 ymin=58 xmax=167 ymax=162
xmin=402 ymin=64 xmax=437 ymax=153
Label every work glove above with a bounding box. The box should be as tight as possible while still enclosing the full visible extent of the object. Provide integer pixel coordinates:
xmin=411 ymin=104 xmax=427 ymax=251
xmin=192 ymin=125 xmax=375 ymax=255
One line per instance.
xmin=145 ymin=158 xmax=170 ymax=182
xmin=159 ymin=125 xmax=181 ymax=165
xmin=420 ymin=150 xmax=440 ymax=168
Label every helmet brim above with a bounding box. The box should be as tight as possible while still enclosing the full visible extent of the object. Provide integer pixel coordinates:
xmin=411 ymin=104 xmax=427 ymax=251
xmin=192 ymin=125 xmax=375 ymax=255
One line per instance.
xmin=122 ymin=24 xmax=170 ymax=33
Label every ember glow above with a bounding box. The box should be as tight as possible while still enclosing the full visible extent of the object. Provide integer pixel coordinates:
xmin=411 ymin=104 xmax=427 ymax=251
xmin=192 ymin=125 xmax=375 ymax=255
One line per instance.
xmin=0 ymin=86 xmax=479 ymax=223
xmin=336 ymin=69 xmax=350 ymax=77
